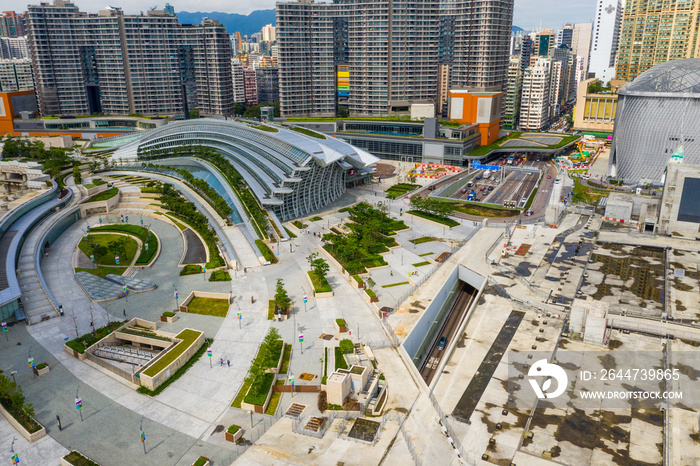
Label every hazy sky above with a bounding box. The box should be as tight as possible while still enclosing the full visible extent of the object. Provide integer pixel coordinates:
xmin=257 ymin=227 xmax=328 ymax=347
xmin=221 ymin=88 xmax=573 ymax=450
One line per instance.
xmin=19 ymin=0 xmax=597 ymax=30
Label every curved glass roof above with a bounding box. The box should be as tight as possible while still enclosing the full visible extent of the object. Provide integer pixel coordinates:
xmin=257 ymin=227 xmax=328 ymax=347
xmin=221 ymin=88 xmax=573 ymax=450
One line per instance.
xmin=622 ymin=59 xmax=700 ymax=95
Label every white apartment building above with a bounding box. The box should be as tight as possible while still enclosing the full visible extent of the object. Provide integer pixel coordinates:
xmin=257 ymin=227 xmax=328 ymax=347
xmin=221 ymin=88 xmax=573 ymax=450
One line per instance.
xmin=231 ymin=58 xmax=246 ymax=104
xmin=519 ymin=57 xmax=552 ymax=130
xmin=0 ymin=59 xmax=34 ymax=91
xmin=0 ymin=36 xmax=29 ymax=60
xmin=571 ymin=22 xmax=592 ymax=86
xmin=589 ymin=0 xmax=622 ymax=84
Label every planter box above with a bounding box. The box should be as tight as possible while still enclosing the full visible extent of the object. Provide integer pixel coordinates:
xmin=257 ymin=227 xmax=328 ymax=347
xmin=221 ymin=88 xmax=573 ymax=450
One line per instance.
xmin=0 ymin=402 xmax=46 ymax=443
xmin=180 ymin=290 xmax=232 ymax=312
xmin=225 ymin=428 xmax=243 ymax=443
xmin=63 ymin=345 xmax=87 ymax=360
xmin=334 ymin=321 xmax=347 ymax=333
xmin=160 ymin=315 xmax=178 ymax=323
xmin=363 ymin=290 xmax=379 ymax=303
xmin=306 ymin=271 xmax=334 ymax=298
xmin=61 ymin=451 xmax=101 ymax=466
xmin=33 ymin=364 xmax=50 ymax=377
xmin=191 ymin=458 xmax=210 ymax=466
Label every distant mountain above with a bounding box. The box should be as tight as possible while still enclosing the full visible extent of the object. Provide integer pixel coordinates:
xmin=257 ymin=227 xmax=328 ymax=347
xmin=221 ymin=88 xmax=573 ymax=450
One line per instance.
xmin=176 ymin=9 xmax=275 ymax=36
xmin=512 ymin=26 xmax=524 ymax=33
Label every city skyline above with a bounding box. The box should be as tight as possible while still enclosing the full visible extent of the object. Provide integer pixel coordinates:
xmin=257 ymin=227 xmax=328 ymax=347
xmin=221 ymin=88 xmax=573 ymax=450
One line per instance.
xmin=12 ymin=0 xmax=596 ymax=30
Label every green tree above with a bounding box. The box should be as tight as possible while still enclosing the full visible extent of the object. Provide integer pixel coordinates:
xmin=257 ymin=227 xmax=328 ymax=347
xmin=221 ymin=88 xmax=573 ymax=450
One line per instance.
xmin=244 ymin=358 xmax=267 ymax=396
xmin=73 ymin=165 xmax=82 ymax=184
xmin=339 ymin=339 xmax=354 ymax=354
xmin=365 ymin=276 xmax=376 ymax=290
xmin=274 ymin=278 xmax=291 ymax=312
xmin=262 ymin=328 xmax=282 ymax=367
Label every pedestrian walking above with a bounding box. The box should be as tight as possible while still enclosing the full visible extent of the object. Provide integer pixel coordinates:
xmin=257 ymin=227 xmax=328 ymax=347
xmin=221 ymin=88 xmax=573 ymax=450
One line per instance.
xmin=123 ymin=309 xmax=126 ymax=317
xmin=220 ymin=358 xmax=224 ymax=366
xmin=390 ymin=270 xmax=393 ymax=277
xmin=227 ymin=360 xmax=231 ymax=367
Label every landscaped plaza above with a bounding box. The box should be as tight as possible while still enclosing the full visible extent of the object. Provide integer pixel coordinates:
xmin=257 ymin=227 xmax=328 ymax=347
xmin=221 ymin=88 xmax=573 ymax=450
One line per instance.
xmin=3 ymin=136 xmax=700 ymax=466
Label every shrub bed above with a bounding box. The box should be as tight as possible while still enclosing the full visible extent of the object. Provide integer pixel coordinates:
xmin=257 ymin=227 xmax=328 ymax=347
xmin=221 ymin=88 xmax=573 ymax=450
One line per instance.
xmin=86 ymin=187 xmax=118 ymax=203
xmin=180 ymin=264 xmax=203 ymax=275
xmin=63 ymin=451 xmax=99 ymax=466
xmin=335 ymin=347 xmax=348 ymax=370
xmin=256 ymin=240 xmax=278 ymax=263
xmin=408 ymin=210 xmax=459 ymax=227
xmin=308 ymin=270 xmax=331 ymax=293
xmin=65 ymin=321 xmax=125 ymax=354
xmin=209 ymin=270 xmax=231 ymax=281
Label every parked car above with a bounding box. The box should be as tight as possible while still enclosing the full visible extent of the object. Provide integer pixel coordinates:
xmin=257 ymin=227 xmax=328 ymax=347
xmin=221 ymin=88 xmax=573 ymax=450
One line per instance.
xmin=524 ymin=210 xmax=534 ymax=216
xmin=437 ymin=336 xmax=447 ymax=350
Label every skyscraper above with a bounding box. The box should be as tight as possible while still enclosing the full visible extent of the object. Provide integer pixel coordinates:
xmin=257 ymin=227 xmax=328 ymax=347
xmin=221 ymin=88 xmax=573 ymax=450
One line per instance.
xmin=452 ymin=0 xmax=514 ymax=92
xmin=256 ymin=66 xmax=279 ymax=103
xmin=504 ymin=55 xmax=522 ymax=130
xmin=276 ymin=0 xmax=512 ymax=117
xmin=231 ymin=58 xmax=246 ymax=104
xmin=533 ymin=29 xmax=556 ymax=60
xmin=519 ymin=57 xmax=552 ymax=130
xmin=589 ymin=0 xmax=622 ymax=83
xmin=615 ymin=0 xmax=700 ymax=82
xmin=571 ymin=23 xmax=592 ymax=87
xmin=557 ymin=23 xmax=573 ymax=48
xmin=25 ymin=0 xmax=233 ymax=117
xmin=0 ymin=12 xmax=25 ymax=38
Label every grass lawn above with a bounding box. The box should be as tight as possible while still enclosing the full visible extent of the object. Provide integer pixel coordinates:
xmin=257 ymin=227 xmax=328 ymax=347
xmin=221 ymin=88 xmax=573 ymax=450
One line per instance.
xmin=418 ymin=252 xmax=434 ymax=257
xmin=138 ymin=338 xmax=210 ymax=397
xmin=382 ymin=281 xmax=410 ymax=288
xmin=243 ymin=373 xmax=275 ymax=406
xmin=165 ymin=214 xmax=187 ymax=231
xmin=289 ymin=126 xmax=326 ymax=139
xmin=284 ymin=226 xmax=297 ymax=238
xmin=268 ymin=300 xmax=275 ymax=320
xmin=256 ymin=239 xmax=278 ymax=263
xmin=63 ymin=451 xmax=99 ymax=466
xmin=83 ymin=183 xmax=95 ymax=189
xmin=180 ymin=264 xmax=203 ymax=275
xmin=186 ymin=297 xmax=230 ymax=317
xmin=142 ymin=329 xmax=202 ymax=377
xmin=309 ymin=216 xmax=323 ymax=222
xmin=265 ymin=391 xmax=282 ymax=415
xmin=385 ymin=183 xmax=418 ymax=199
xmin=432 ymin=197 xmax=519 ymax=218
xmin=280 ymin=344 xmax=292 ymax=374
xmin=335 ymin=347 xmax=348 ymax=370
xmin=410 ymin=236 xmax=438 ymax=244
xmin=78 ymin=233 xmax=138 ymax=265
xmin=75 ymin=266 xmax=127 ymax=279
xmin=308 ymin=270 xmax=332 ymax=293
xmin=85 ymin=187 xmax=118 ymax=203
xmin=209 ymin=270 xmax=231 ymax=281
xmin=292 ymin=220 xmax=307 ymax=229
xmin=412 ymin=261 xmax=431 ymax=267
xmin=140 ymin=186 xmax=162 ymax=193
xmin=408 ymin=210 xmax=460 ymax=227
xmin=573 ymin=179 xmax=607 ymax=205
xmin=90 ymin=226 xmax=159 ymax=265
xmin=231 ymin=380 xmax=251 ymax=408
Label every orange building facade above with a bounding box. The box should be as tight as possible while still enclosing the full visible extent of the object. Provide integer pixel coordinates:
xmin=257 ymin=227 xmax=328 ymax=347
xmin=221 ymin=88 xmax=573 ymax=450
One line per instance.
xmin=447 ymin=90 xmax=502 ymax=146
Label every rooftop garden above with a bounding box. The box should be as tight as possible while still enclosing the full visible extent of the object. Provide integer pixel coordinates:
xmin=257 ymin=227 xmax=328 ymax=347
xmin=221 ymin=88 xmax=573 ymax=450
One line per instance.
xmin=289 ymin=126 xmax=326 ymax=139
xmin=78 ymin=233 xmax=138 ymax=266
xmin=385 ymin=182 xmax=419 ymax=199
xmin=142 ymin=329 xmax=202 ymax=377
xmin=466 ymin=132 xmax=580 ymax=158
xmin=65 ymin=321 xmax=126 ymax=354
xmin=139 ymin=145 xmax=270 ymax=239
xmin=89 ymin=224 xmax=158 ymax=265
xmin=85 ymin=187 xmax=119 ymax=203
xmin=285 ymin=116 xmax=462 ymax=127
xmin=322 ymin=202 xmax=406 ymax=275
xmin=186 ymin=296 xmax=230 ymax=317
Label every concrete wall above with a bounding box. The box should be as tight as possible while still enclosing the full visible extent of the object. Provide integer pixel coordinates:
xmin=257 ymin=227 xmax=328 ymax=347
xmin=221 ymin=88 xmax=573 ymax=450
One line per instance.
xmin=138 ymin=329 xmax=205 ymax=391
xmin=403 ymin=265 xmax=460 ymax=361
xmin=0 ymin=402 xmax=46 ymax=442
xmin=79 ymin=189 xmax=120 ymax=217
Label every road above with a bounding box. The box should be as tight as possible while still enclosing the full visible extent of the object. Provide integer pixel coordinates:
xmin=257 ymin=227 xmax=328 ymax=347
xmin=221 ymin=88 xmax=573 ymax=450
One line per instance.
xmin=420 ymin=282 xmax=478 ymax=386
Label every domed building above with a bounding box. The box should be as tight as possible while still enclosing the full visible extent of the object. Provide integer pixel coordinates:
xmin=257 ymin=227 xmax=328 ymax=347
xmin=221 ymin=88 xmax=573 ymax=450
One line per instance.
xmin=610 ymin=59 xmax=700 ymax=186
